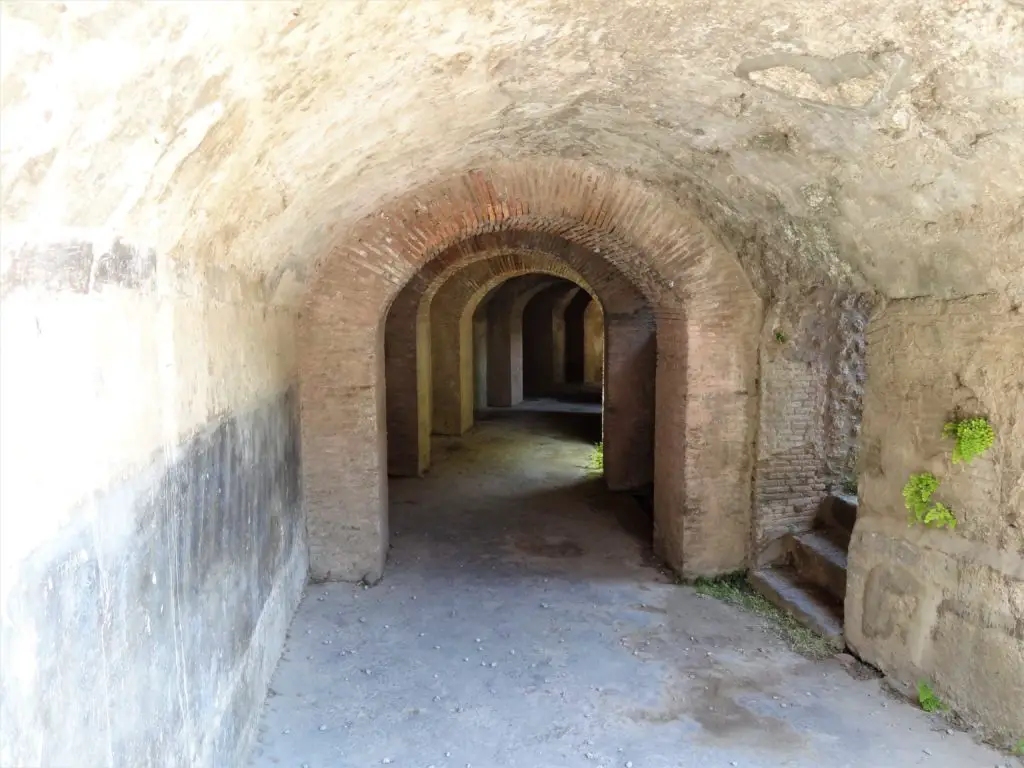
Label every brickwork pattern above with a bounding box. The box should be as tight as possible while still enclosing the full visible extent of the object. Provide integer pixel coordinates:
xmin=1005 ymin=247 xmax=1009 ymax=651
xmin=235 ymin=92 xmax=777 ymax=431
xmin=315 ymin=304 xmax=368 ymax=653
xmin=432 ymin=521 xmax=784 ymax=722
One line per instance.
xmin=753 ymin=355 xmax=829 ymax=556
xmin=301 ymin=160 xmax=762 ymax=581
xmin=387 ymin=247 xmax=654 ymax=492
xmin=563 ymin=288 xmax=591 ymax=384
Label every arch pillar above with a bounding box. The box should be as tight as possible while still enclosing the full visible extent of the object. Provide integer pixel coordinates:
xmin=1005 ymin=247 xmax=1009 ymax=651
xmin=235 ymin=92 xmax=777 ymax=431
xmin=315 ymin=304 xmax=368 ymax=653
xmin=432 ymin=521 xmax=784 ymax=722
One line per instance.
xmin=583 ymin=298 xmax=605 ymax=386
xmin=552 ymin=287 xmax=583 ymax=390
xmin=472 ymin=312 xmax=488 ymax=411
xmin=652 ymin=306 xmax=760 ymax=578
xmin=384 ymin=276 xmax=432 ymax=477
xmin=603 ymin=310 xmax=655 ymax=491
xmin=431 ymin=276 xmax=476 ymax=436
xmin=486 ymin=277 xmax=557 ymax=407
xmin=564 ymin=289 xmax=591 ymax=386
xmin=523 ymin=283 xmax=580 ymax=398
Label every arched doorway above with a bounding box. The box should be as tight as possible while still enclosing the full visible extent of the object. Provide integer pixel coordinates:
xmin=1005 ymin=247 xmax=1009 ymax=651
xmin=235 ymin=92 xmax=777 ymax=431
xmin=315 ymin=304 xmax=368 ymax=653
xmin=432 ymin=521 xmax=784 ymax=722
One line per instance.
xmin=300 ymin=160 xmax=762 ymax=584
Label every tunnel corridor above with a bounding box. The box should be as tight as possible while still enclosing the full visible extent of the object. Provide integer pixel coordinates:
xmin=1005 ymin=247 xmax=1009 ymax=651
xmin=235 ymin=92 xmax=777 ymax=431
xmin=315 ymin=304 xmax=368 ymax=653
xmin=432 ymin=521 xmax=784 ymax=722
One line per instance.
xmin=2 ymin=3 xmax=1023 ymax=766
xmin=249 ymin=408 xmax=999 ymax=768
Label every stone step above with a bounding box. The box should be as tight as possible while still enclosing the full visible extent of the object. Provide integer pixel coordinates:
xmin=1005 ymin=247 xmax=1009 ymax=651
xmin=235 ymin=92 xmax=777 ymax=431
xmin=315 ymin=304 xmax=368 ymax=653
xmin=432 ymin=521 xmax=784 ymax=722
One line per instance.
xmin=789 ymin=529 xmax=848 ymax=603
xmin=750 ymin=566 xmax=844 ymax=641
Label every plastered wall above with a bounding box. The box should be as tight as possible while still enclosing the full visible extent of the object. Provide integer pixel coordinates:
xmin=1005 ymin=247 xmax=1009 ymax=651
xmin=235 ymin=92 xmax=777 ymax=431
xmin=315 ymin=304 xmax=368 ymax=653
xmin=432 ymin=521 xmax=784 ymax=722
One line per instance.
xmin=0 ymin=236 xmax=305 ymax=767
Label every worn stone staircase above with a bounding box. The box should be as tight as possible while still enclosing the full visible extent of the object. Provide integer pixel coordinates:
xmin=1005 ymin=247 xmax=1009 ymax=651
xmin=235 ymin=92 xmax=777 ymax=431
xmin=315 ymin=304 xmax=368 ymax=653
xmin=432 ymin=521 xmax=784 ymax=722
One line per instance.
xmin=750 ymin=495 xmax=857 ymax=642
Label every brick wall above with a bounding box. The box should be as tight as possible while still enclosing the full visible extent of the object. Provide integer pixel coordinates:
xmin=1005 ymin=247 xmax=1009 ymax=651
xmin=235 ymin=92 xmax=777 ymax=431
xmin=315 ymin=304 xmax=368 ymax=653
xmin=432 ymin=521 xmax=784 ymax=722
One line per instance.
xmin=302 ymin=160 xmax=762 ymax=581
xmin=385 ymin=247 xmax=655 ymax=490
xmin=754 ymin=354 xmax=829 ymax=557
xmin=752 ymin=288 xmax=870 ymax=561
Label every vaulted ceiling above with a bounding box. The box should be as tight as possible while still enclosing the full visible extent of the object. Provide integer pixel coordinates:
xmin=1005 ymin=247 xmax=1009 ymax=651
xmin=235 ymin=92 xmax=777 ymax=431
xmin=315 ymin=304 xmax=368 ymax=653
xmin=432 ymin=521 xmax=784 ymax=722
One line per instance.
xmin=2 ymin=1 xmax=1021 ymax=302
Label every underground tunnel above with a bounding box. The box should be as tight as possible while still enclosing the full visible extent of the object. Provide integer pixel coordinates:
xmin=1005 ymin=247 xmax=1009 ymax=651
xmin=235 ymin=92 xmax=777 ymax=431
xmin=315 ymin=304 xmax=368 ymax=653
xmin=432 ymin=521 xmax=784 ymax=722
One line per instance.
xmin=1 ymin=2 xmax=1022 ymax=766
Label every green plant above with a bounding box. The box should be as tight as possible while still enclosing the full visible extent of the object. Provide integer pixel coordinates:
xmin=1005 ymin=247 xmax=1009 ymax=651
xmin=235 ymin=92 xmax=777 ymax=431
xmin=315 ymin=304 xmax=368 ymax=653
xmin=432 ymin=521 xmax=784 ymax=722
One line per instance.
xmin=1012 ymin=738 xmax=1024 ymax=756
xmin=774 ymin=329 xmax=788 ymax=343
xmin=917 ymin=680 xmax=948 ymax=713
xmin=903 ymin=472 xmax=957 ymax=529
xmin=840 ymin=474 xmax=858 ymax=496
xmin=588 ymin=441 xmax=604 ymax=473
xmin=693 ymin=573 xmax=841 ymax=660
xmin=943 ymin=417 xmax=995 ymax=465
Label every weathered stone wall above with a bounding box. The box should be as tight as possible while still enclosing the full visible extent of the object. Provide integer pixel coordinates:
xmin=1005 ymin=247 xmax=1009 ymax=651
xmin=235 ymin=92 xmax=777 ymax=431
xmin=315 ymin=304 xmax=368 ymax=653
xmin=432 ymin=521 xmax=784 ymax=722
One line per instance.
xmin=823 ymin=293 xmax=872 ymax=492
xmin=753 ymin=288 xmax=871 ymax=560
xmin=0 ymin=237 xmax=305 ymax=767
xmin=3 ymin=0 xmax=1023 ymax=749
xmin=846 ymin=296 xmax=1024 ymax=742
xmin=5 ymin=2 xmax=1021 ymax=307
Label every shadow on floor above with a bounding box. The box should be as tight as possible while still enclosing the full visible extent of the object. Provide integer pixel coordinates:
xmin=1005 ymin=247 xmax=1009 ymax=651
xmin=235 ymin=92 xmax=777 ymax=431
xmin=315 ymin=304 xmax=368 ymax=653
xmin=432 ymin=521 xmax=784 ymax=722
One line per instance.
xmin=474 ymin=404 xmax=602 ymax=444
xmin=391 ymin=407 xmax=653 ymax=584
xmin=249 ymin=403 xmax=1009 ymax=768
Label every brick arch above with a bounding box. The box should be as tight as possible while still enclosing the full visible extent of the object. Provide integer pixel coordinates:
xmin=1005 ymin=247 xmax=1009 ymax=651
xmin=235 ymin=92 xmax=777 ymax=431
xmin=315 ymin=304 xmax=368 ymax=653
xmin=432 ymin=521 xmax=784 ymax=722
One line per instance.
xmin=427 ymin=257 xmax=594 ymax=436
xmin=490 ymin=278 xmax=572 ymax=406
xmin=522 ymin=282 xmax=586 ymax=400
xmin=385 ymin=243 xmax=642 ymax=475
xmin=301 ymin=159 xmax=761 ymax=583
xmin=551 ymin=285 xmax=588 ymax=390
xmin=385 ymin=243 xmax=647 ymax=479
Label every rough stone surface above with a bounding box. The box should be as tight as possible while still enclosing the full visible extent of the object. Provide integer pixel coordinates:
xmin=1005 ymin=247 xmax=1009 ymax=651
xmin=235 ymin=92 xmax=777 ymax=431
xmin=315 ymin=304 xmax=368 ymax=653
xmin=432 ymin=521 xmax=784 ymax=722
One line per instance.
xmin=4 ymin=0 xmax=1024 ymax=749
xmin=2 ymin=2 xmax=1022 ymax=301
xmin=0 ymin=389 xmax=306 ymax=768
xmin=846 ymin=296 xmax=1024 ymax=743
xmin=753 ymin=288 xmax=870 ymax=561
xmin=250 ymin=412 xmax=1008 ymax=768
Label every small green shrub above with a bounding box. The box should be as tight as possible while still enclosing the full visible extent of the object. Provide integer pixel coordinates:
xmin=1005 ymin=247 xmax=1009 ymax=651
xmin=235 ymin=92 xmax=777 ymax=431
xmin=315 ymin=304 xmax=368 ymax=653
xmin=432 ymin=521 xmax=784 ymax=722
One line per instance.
xmin=903 ymin=473 xmax=957 ymax=530
xmin=588 ymin=441 xmax=604 ymax=473
xmin=919 ymin=501 xmax=957 ymax=529
xmin=943 ymin=417 xmax=995 ymax=464
xmin=1013 ymin=738 xmax=1024 ymax=756
xmin=903 ymin=472 xmax=938 ymax=517
xmin=917 ymin=680 xmax=948 ymax=713
xmin=774 ymin=329 xmax=788 ymax=343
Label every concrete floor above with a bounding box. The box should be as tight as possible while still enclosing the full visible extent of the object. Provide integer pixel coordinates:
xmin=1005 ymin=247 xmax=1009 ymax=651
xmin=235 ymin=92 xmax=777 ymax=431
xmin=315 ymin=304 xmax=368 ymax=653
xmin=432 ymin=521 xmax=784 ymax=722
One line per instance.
xmin=250 ymin=408 xmax=1011 ymax=768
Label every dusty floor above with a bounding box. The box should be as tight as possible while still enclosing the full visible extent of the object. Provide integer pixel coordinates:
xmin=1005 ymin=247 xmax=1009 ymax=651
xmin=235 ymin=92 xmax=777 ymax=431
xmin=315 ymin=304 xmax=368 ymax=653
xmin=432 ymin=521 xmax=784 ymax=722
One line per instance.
xmin=251 ymin=407 xmax=1011 ymax=768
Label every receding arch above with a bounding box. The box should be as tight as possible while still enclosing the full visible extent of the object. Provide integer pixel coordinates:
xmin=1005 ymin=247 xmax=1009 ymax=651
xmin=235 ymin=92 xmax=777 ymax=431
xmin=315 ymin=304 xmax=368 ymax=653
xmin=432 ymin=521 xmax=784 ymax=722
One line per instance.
xmin=301 ymin=159 xmax=761 ymax=583
xmin=483 ymin=277 xmax=567 ymax=408
xmin=427 ymin=256 xmax=595 ymax=436
xmin=385 ymin=246 xmax=656 ymax=495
